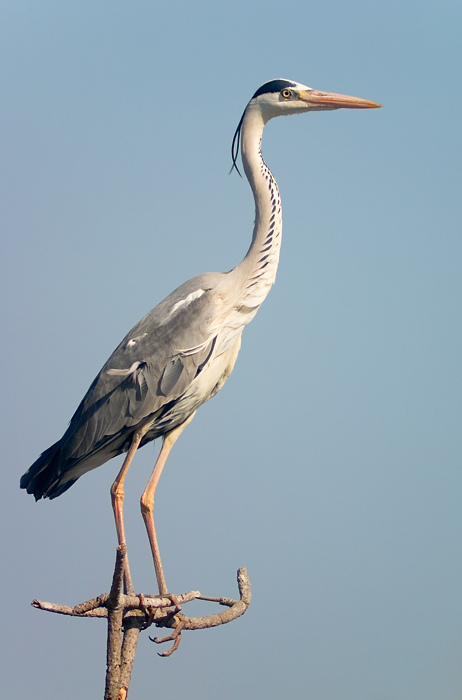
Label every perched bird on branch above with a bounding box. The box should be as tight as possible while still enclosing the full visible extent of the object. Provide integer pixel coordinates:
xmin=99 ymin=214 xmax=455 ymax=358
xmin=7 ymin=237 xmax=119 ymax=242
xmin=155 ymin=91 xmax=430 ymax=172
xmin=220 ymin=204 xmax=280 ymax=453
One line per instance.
xmin=21 ymin=79 xmax=380 ymax=595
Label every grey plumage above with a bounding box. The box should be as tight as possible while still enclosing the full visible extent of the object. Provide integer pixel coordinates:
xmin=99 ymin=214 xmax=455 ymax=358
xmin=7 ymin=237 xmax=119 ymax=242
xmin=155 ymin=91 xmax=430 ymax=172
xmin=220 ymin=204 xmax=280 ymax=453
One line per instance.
xmin=20 ymin=79 xmax=380 ymax=594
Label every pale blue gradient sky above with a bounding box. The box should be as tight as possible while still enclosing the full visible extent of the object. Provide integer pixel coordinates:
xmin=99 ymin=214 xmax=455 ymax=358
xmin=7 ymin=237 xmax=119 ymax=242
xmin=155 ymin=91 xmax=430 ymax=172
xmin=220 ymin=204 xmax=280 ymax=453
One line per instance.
xmin=2 ymin=1 xmax=462 ymax=698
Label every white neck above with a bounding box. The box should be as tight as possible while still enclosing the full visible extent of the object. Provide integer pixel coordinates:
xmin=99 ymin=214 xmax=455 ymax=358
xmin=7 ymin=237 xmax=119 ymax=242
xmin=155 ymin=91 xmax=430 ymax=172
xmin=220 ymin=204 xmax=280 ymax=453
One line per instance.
xmin=232 ymin=106 xmax=282 ymax=313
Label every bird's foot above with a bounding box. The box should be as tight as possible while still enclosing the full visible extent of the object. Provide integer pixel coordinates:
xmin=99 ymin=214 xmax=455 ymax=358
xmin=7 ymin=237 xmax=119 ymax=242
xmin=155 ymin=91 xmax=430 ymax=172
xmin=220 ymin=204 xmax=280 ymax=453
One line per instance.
xmin=160 ymin=592 xmax=181 ymax=614
xmin=139 ymin=591 xmax=182 ymax=629
xmin=149 ymin=615 xmax=186 ymax=657
xmin=138 ymin=592 xmax=157 ymax=628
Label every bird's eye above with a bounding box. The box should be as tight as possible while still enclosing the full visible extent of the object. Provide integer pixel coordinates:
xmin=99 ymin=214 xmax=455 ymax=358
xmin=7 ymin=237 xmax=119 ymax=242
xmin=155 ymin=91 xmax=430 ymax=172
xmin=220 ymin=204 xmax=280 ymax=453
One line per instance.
xmin=281 ymin=89 xmax=292 ymax=99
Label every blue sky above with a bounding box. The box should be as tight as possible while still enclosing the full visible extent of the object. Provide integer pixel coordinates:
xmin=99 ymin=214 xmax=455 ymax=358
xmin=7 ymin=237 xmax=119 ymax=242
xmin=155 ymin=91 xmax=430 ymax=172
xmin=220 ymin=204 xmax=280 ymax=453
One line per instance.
xmin=2 ymin=1 xmax=462 ymax=698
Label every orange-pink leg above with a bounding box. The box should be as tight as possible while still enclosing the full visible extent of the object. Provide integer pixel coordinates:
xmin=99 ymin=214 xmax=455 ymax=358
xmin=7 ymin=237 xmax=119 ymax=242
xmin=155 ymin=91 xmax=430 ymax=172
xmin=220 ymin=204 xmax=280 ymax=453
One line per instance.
xmin=111 ymin=425 xmax=150 ymax=595
xmin=140 ymin=413 xmax=196 ymax=596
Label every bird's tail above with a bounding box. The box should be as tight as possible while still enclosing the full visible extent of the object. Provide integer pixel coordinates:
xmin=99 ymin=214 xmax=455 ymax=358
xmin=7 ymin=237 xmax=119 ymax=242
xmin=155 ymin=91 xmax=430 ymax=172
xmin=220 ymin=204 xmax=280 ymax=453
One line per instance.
xmin=20 ymin=442 xmax=76 ymax=500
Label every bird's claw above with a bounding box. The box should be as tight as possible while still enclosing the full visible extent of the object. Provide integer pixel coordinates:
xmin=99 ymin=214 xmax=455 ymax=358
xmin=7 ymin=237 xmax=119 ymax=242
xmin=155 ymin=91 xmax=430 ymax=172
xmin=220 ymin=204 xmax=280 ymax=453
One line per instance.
xmin=149 ymin=616 xmax=186 ymax=657
xmin=147 ymin=593 xmax=184 ymax=656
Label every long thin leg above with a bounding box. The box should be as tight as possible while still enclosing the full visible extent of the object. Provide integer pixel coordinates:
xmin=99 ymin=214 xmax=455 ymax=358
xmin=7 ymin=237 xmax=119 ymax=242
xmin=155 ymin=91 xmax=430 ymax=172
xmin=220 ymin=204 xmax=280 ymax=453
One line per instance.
xmin=111 ymin=424 xmax=150 ymax=595
xmin=140 ymin=413 xmax=196 ymax=596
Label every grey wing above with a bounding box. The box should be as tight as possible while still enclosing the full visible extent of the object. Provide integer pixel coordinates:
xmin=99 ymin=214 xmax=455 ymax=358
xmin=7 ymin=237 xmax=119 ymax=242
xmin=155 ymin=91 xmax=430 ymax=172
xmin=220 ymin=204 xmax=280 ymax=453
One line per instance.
xmin=60 ymin=280 xmax=223 ymax=466
xmin=20 ymin=274 xmax=229 ymax=499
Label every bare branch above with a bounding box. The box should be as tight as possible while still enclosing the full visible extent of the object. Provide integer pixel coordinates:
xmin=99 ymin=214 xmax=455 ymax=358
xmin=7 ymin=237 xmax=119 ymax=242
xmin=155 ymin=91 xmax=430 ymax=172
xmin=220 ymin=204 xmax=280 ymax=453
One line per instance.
xmin=32 ymin=599 xmax=108 ymax=617
xmin=105 ymin=545 xmax=126 ymax=700
xmin=30 ymin=549 xmax=251 ymax=695
xmin=119 ymin=617 xmax=144 ymax=694
xmin=150 ymin=567 xmax=251 ymax=655
xmin=32 ymin=590 xmax=201 ymax=618
xmin=184 ymin=567 xmax=251 ymax=630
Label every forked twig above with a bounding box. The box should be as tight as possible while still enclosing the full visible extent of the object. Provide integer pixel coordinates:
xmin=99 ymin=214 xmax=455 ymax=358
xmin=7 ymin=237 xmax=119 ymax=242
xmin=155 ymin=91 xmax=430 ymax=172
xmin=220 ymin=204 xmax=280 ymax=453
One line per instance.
xmin=31 ymin=546 xmax=251 ymax=698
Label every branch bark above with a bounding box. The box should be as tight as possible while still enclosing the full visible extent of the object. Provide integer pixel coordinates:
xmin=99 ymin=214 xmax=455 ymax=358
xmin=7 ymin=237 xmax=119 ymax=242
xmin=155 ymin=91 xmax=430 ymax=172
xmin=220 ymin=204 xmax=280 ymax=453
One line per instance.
xmin=105 ymin=545 xmax=127 ymax=700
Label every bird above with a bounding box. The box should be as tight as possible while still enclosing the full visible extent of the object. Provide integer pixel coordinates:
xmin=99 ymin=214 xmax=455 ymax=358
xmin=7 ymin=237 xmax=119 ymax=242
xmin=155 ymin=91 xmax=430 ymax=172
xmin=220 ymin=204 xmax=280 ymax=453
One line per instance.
xmin=21 ymin=79 xmax=381 ymax=596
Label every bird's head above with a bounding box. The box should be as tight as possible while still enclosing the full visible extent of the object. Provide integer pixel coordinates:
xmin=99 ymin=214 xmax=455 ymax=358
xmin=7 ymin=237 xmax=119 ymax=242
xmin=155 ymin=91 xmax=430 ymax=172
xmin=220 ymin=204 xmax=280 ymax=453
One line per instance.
xmin=231 ymin=79 xmax=381 ymax=174
xmin=249 ymin=79 xmax=381 ymax=119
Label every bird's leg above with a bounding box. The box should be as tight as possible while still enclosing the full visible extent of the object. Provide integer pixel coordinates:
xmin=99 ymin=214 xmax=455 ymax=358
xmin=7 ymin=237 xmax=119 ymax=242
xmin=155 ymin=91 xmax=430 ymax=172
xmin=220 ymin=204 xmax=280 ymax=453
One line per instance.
xmin=140 ymin=413 xmax=196 ymax=596
xmin=111 ymin=425 xmax=150 ymax=595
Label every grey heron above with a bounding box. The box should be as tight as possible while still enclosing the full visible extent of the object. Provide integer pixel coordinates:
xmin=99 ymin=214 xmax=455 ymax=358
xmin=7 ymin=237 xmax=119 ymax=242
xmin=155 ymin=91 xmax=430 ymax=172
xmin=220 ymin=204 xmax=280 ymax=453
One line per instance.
xmin=21 ymin=80 xmax=380 ymax=596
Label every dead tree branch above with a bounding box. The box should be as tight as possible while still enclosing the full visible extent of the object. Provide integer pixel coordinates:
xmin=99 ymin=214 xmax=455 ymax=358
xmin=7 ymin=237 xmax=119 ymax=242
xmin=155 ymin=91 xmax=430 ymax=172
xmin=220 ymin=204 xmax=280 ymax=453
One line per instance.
xmin=31 ymin=546 xmax=251 ymax=698
xmin=105 ymin=546 xmax=127 ymax=700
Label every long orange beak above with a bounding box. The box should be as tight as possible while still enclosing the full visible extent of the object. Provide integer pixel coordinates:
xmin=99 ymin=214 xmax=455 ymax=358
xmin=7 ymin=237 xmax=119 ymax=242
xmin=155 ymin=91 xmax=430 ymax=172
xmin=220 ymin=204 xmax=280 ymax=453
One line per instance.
xmin=299 ymin=89 xmax=381 ymax=109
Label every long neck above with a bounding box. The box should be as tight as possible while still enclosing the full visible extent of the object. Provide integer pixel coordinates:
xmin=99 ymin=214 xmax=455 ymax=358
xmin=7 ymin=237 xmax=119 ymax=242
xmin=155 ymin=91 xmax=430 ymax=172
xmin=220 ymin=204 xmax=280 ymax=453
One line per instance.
xmin=232 ymin=107 xmax=282 ymax=312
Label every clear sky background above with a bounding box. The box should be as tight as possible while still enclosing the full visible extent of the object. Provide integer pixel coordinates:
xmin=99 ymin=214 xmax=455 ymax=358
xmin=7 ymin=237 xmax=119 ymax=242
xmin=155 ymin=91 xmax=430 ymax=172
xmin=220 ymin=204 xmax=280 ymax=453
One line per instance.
xmin=1 ymin=1 xmax=461 ymax=698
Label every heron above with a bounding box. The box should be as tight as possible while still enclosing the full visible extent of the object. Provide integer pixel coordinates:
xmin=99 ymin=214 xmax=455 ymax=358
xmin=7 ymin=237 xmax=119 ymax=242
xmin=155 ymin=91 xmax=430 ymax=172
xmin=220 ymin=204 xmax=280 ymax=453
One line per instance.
xmin=21 ymin=79 xmax=380 ymax=596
